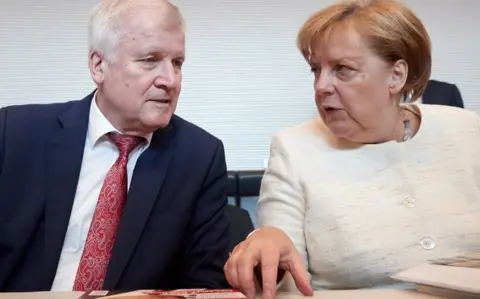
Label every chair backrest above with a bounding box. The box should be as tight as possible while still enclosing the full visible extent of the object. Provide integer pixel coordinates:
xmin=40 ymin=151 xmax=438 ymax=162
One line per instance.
xmin=227 ymin=171 xmax=239 ymax=206
xmin=226 ymin=170 xmax=264 ymax=228
xmin=236 ymin=170 xmax=264 ymax=228
xmin=237 ymin=170 xmax=264 ymax=197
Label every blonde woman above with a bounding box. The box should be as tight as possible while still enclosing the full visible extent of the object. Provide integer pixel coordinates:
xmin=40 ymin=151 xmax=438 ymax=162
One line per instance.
xmin=224 ymin=0 xmax=480 ymax=298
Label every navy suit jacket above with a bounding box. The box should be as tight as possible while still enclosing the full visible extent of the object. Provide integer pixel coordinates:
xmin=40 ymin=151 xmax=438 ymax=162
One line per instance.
xmin=422 ymin=79 xmax=464 ymax=108
xmin=0 ymin=92 xmax=230 ymax=291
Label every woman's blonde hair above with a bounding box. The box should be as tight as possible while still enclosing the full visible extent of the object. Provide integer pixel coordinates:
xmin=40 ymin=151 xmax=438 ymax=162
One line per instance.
xmin=297 ymin=0 xmax=431 ymax=102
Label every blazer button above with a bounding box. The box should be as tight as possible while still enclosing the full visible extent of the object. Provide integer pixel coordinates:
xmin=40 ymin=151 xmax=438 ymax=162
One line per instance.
xmin=403 ymin=195 xmax=416 ymax=208
xmin=420 ymin=237 xmax=436 ymax=250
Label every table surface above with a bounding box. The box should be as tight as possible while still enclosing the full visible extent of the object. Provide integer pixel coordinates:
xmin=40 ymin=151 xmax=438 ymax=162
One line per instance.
xmin=0 ymin=290 xmax=442 ymax=299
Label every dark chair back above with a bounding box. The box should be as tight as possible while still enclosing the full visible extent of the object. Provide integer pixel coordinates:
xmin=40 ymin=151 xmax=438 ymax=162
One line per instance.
xmin=225 ymin=205 xmax=254 ymax=252
xmin=236 ymin=170 xmax=264 ymax=227
xmin=237 ymin=170 xmax=264 ymax=197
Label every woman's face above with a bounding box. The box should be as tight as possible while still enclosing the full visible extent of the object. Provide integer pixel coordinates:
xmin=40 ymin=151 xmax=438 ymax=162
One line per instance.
xmin=309 ymin=23 xmax=406 ymax=143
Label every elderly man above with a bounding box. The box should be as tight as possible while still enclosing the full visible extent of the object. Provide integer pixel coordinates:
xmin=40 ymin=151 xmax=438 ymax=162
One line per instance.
xmin=0 ymin=0 xmax=230 ymax=292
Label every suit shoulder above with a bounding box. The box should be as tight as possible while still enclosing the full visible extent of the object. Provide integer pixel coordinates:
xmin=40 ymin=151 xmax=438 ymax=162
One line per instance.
xmin=171 ymin=114 xmax=221 ymax=144
xmin=2 ymin=100 xmax=80 ymax=122
xmin=426 ymin=79 xmax=461 ymax=98
xmin=427 ymin=79 xmax=456 ymax=90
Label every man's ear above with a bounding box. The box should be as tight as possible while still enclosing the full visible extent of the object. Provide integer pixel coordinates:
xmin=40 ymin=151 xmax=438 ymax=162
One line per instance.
xmin=89 ymin=50 xmax=107 ymax=85
xmin=389 ymin=59 xmax=408 ymax=95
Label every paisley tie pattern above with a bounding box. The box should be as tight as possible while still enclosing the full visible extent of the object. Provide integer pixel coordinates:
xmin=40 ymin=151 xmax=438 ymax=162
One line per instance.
xmin=73 ymin=132 xmax=144 ymax=291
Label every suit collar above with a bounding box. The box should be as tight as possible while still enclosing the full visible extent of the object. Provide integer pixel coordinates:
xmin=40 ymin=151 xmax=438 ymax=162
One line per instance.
xmin=57 ymin=91 xmax=95 ymax=127
xmin=43 ymin=93 xmax=93 ymax=286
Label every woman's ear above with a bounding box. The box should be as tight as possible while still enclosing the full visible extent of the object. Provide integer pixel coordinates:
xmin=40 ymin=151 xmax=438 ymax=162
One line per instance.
xmin=389 ymin=59 xmax=408 ymax=95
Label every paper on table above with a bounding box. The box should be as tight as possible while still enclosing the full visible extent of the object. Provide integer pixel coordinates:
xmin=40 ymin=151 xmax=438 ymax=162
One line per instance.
xmin=79 ymin=289 xmax=247 ymax=299
xmin=427 ymin=253 xmax=480 ymax=268
xmin=391 ymin=253 xmax=480 ymax=299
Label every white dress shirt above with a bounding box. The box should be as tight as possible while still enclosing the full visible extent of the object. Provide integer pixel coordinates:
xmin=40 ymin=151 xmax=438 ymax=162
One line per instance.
xmin=50 ymin=96 xmax=151 ymax=290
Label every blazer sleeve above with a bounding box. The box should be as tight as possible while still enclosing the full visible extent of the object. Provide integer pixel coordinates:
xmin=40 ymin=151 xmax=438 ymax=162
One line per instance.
xmin=181 ymin=139 xmax=230 ymax=289
xmin=257 ymin=133 xmax=310 ymax=291
xmin=450 ymin=84 xmax=464 ymax=108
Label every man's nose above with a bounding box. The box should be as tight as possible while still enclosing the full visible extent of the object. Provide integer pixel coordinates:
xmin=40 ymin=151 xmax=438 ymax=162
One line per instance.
xmin=154 ymin=60 xmax=176 ymax=88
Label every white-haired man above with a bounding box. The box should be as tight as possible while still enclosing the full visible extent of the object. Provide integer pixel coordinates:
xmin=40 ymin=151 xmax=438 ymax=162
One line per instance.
xmin=0 ymin=0 xmax=230 ymax=292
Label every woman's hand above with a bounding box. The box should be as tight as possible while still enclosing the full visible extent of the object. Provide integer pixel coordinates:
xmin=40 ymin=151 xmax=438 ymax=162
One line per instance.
xmin=224 ymin=226 xmax=313 ymax=299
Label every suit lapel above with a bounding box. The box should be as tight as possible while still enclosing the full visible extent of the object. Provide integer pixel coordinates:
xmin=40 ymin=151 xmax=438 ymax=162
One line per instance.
xmin=43 ymin=95 xmax=92 ymax=285
xmin=104 ymin=125 xmax=176 ymax=289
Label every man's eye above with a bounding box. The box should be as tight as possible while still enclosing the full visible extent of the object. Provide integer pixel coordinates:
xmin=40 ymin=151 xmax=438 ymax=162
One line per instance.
xmin=143 ymin=57 xmax=158 ymax=63
xmin=173 ymin=60 xmax=183 ymax=69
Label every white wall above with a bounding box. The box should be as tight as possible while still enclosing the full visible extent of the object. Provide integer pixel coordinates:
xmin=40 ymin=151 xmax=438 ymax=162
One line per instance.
xmin=0 ymin=0 xmax=479 ymax=170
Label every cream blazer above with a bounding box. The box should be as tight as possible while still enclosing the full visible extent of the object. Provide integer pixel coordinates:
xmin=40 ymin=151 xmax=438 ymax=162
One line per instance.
xmin=257 ymin=104 xmax=480 ymax=290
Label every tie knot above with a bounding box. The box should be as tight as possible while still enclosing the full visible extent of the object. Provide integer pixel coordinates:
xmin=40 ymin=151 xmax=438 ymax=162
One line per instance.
xmin=107 ymin=132 xmax=144 ymax=156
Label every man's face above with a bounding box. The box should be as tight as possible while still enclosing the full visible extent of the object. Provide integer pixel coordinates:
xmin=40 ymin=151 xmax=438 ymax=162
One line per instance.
xmin=91 ymin=3 xmax=185 ymax=135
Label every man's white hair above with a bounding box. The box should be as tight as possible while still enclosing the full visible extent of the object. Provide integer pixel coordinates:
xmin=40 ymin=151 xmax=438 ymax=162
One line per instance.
xmin=88 ymin=0 xmax=185 ymax=62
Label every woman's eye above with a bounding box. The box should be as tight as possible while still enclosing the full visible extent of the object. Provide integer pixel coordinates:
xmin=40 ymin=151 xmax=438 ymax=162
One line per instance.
xmin=335 ymin=65 xmax=355 ymax=77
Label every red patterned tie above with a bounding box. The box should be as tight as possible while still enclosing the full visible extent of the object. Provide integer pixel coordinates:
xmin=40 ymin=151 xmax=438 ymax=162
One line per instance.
xmin=73 ymin=132 xmax=144 ymax=291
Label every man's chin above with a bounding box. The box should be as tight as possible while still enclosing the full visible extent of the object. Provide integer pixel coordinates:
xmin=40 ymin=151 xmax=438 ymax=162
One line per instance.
xmin=144 ymin=115 xmax=173 ymax=131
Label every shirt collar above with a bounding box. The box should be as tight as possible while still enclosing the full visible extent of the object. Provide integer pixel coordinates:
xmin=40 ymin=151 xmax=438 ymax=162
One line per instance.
xmin=87 ymin=92 xmax=153 ymax=147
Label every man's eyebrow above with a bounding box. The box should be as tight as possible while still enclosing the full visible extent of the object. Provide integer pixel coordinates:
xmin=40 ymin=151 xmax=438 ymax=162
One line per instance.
xmin=174 ymin=53 xmax=185 ymax=59
xmin=141 ymin=50 xmax=185 ymax=60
